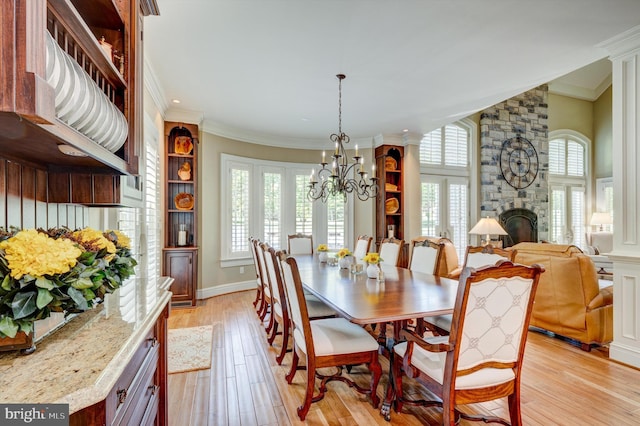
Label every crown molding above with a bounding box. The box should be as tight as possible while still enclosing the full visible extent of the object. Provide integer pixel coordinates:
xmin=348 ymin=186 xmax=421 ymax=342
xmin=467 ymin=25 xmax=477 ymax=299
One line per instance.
xmin=165 ymin=108 xmax=204 ymax=126
xmin=143 ymin=57 xmax=168 ymax=116
xmin=201 ymin=119 xmax=374 ymax=149
xmin=549 ymin=74 xmax=612 ymax=101
xmin=599 ymin=24 xmax=640 ymax=59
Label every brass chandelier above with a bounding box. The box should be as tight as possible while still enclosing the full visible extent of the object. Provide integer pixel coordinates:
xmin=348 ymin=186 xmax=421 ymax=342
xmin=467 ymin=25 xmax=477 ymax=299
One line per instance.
xmin=308 ymin=74 xmax=379 ymax=202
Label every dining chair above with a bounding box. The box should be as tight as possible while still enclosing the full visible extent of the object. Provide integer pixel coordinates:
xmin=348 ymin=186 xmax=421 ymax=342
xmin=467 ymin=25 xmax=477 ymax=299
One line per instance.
xmin=388 ymin=261 xmax=544 ymax=425
xmin=278 ymin=253 xmax=382 ymax=420
xmin=262 ymin=246 xmax=337 ymax=364
xmin=288 ymin=233 xmax=314 ymax=255
xmin=421 ymin=244 xmax=518 ymax=335
xmin=379 ymin=237 xmax=404 ymax=267
xmin=249 ymin=237 xmax=268 ymax=319
xmin=256 ymin=242 xmax=274 ymax=331
xmin=408 ymin=237 xmax=445 ymax=274
xmin=353 ymin=235 xmax=373 ymax=262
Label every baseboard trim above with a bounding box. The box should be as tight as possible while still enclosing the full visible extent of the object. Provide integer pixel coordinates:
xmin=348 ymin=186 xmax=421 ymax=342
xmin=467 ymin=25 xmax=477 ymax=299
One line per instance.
xmin=197 ymin=280 xmax=255 ymax=300
xmin=610 ymin=341 xmax=640 ymax=369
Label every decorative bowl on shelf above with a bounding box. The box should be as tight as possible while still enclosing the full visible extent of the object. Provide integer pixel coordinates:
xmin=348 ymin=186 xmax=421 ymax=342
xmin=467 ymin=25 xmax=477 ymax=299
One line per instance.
xmin=174 ymin=192 xmax=194 ymax=210
xmin=385 ymin=157 xmax=397 ymax=170
xmin=177 ymin=162 xmax=192 ymax=181
xmin=385 ymin=183 xmax=398 ymax=191
xmin=385 ymin=197 xmax=399 ymax=214
xmin=174 ymin=136 xmax=193 ymax=155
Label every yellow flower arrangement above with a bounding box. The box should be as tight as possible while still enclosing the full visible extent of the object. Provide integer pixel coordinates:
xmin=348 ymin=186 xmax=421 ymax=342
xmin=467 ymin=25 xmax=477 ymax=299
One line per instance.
xmin=0 ymin=226 xmax=136 ymax=340
xmin=336 ymin=248 xmax=352 ymax=258
xmin=316 ymin=244 xmax=329 ymax=252
xmin=0 ymin=229 xmax=82 ymax=279
xmin=362 ymin=252 xmax=382 ymax=265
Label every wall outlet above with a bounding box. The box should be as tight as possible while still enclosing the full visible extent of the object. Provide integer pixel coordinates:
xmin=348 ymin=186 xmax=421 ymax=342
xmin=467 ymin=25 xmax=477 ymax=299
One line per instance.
xmin=240 ymin=266 xmax=245 ymax=274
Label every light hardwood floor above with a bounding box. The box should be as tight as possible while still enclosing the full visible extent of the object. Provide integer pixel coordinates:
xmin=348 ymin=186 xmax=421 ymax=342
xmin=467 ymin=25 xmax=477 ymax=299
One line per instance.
xmin=167 ymin=290 xmax=640 ymax=425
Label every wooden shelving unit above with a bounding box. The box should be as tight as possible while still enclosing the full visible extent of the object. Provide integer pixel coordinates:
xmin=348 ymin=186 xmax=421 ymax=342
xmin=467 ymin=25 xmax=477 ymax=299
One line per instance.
xmin=162 ymin=122 xmax=198 ymax=307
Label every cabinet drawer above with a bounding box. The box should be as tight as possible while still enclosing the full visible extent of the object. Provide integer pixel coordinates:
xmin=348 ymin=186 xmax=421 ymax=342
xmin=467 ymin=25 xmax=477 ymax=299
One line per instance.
xmin=108 ymin=328 xmax=159 ymax=425
xmin=115 ymin=348 xmax=158 ymax=426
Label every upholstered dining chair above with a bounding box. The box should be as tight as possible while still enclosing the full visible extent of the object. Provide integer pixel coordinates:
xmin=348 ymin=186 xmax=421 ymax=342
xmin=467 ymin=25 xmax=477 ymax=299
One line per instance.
xmin=379 ymin=237 xmax=404 ymax=267
xmin=408 ymin=237 xmax=445 ymax=274
xmin=389 ymin=261 xmax=544 ymax=425
xmin=353 ymin=235 xmax=373 ymax=262
xmin=278 ymin=253 xmax=382 ymax=420
xmin=287 ymin=233 xmax=314 ymax=255
xmin=262 ymin=246 xmax=336 ymax=364
xmin=421 ymin=244 xmax=517 ymax=335
xmin=249 ymin=237 xmax=263 ymax=310
xmin=255 ymin=242 xmax=274 ymax=331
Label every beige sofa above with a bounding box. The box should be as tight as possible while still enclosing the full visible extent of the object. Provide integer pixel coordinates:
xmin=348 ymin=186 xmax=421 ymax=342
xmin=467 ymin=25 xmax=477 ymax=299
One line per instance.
xmin=512 ymin=242 xmax=613 ymax=350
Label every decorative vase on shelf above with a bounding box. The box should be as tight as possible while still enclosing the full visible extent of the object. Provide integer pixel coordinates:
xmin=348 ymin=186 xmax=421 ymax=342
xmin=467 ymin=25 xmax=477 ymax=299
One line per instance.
xmin=318 ymin=252 xmax=328 ymax=263
xmin=339 ymin=255 xmax=353 ymax=269
xmin=367 ymin=263 xmax=379 ymax=279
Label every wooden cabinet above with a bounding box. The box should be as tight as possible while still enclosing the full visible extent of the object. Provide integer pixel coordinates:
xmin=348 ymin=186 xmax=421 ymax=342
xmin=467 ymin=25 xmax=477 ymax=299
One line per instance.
xmin=163 ymin=249 xmax=198 ymax=307
xmin=0 ymin=0 xmax=158 ymax=176
xmin=70 ymin=301 xmax=169 ymax=426
xmin=375 ymin=145 xmax=408 ymax=266
xmin=162 ymin=122 xmax=199 ymax=307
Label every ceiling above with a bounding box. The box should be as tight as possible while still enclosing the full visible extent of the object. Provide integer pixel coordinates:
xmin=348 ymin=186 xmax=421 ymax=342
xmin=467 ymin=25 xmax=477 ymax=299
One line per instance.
xmin=143 ymin=0 xmax=640 ymax=148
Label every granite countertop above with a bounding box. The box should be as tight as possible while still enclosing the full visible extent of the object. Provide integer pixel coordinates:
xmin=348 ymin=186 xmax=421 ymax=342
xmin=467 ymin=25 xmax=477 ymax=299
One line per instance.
xmin=0 ymin=276 xmax=173 ymax=414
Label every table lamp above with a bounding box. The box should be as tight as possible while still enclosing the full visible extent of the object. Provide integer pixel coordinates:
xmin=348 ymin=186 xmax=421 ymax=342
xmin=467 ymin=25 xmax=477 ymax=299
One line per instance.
xmin=469 ymin=217 xmax=508 ymax=246
xmin=590 ymin=212 xmax=612 ymax=231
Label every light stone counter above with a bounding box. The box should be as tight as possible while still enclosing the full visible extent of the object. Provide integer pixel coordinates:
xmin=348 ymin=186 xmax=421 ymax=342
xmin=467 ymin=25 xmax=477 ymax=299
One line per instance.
xmin=0 ymin=276 xmax=173 ymax=414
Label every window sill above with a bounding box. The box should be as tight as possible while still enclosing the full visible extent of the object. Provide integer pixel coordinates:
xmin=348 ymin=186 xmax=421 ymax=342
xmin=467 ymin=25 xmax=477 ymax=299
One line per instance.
xmin=221 ymin=258 xmax=253 ymax=268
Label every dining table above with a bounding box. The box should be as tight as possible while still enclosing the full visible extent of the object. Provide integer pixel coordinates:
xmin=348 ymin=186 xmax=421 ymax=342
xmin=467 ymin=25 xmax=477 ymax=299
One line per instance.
xmin=292 ymin=253 xmax=460 ymax=420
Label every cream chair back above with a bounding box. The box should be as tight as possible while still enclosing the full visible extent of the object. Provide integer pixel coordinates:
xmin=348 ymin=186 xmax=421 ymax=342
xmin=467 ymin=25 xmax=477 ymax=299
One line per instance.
xmin=353 ymin=235 xmax=372 ymax=262
xmin=278 ymin=254 xmax=311 ymax=354
xmin=288 ymin=233 xmax=313 ymax=255
xmin=463 ymin=245 xmax=515 ymax=270
xmin=379 ymin=238 xmax=403 ymax=266
xmin=263 ymin=244 xmax=284 ymax=318
xmin=409 ymin=238 xmax=443 ymax=274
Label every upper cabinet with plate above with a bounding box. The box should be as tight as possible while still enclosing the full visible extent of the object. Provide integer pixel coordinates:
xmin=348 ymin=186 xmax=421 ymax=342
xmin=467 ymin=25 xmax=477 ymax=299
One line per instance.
xmin=375 ymin=145 xmax=404 ymax=244
xmin=0 ymin=0 xmax=159 ymax=175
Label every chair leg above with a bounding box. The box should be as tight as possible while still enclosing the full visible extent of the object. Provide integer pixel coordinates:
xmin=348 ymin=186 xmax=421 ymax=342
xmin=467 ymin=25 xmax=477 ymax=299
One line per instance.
xmin=252 ymin=285 xmax=261 ymax=307
xmin=267 ymin=320 xmax=279 ymax=345
xmin=508 ymin=390 xmax=523 ymax=426
xmin=297 ymin=365 xmax=316 ymax=420
xmin=442 ymin=398 xmax=456 ymax=426
xmin=392 ymin=351 xmax=404 ymax=414
xmin=275 ymin=322 xmax=290 ymax=365
xmin=286 ymin=350 xmax=300 ymax=383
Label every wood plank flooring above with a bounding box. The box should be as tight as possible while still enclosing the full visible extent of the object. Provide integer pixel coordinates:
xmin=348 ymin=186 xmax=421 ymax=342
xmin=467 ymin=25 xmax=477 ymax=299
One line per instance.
xmin=167 ymin=290 xmax=640 ymax=425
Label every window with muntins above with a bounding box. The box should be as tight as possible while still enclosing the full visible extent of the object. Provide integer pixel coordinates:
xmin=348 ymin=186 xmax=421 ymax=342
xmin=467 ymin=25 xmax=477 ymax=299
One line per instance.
xmin=420 ymin=122 xmax=471 ymax=259
xmin=221 ymin=154 xmax=352 ymax=265
xmin=548 ymin=133 xmax=589 ymax=248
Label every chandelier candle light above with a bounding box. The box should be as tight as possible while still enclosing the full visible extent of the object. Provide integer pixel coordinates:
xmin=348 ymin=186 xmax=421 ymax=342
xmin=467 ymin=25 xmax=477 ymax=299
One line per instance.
xmin=308 ymin=74 xmax=379 ymax=202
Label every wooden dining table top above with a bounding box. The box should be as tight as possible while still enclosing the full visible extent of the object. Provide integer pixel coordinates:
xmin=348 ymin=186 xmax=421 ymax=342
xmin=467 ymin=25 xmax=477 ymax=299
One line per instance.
xmin=294 ymin=254 xmax=459 ymax=325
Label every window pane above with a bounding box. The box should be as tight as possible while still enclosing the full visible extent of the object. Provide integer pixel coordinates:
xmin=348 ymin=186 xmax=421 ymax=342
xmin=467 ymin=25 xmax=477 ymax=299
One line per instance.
xmin=263 ymin=172 xmax=281 ymax=248
xmin=231 ymin=168 xmax=250 ymax=252
xmin=421 ymin=182 xmax=440 ymax=236
xmin=420 ymin=129 xmax=442 ymax=165
xmin=549 ymin=139 xmax=565 ymax=175
xmin=295 ymin=174 xmax=313 ymax=235
xmin=550 ymin=188 xmax=566 ymax=243
xmin=444 ymin=125 xmax=468 ymax=168
xmin=326 ymin=194 xmax=345 ymax=249
xmin=448 ymin=183 xmax=468 ymax=260
xmin=567 ymin=140 xmax=584 ymax=176
xmin=571 ymin=187 xmax=585 ymax=249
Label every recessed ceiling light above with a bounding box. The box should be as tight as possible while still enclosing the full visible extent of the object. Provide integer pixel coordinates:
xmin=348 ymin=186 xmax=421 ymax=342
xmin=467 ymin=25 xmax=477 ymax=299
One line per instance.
xmin=301 ymin=117 xmax=310 ymax=122
xmin=58 ymin=144 xmax=88 ymax=157
xmin=403 ymin=129 xmax=409 ymax=133
xmin=172 ymin=99 xmax=181 ymax=104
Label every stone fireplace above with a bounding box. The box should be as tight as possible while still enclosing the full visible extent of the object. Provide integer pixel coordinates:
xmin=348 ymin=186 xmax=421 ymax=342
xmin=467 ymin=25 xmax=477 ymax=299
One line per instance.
xmin=479 ymin=85 xmax=549 ymax=243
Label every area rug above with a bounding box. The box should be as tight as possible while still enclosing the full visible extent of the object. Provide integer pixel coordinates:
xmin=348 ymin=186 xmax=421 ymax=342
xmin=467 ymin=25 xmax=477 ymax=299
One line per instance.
xmin=167 ymin=325 xmax=213 ymax=374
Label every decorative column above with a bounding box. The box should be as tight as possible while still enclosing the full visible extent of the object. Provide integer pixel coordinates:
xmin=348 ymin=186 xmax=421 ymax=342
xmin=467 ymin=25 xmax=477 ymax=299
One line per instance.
xmin=601 ymin=25 xmax=640 ymax=368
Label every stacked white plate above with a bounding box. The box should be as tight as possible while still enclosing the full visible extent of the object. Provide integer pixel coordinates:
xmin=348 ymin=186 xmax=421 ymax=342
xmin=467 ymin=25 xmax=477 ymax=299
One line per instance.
xmin=45 ymin=32 xmax=128 ymax=153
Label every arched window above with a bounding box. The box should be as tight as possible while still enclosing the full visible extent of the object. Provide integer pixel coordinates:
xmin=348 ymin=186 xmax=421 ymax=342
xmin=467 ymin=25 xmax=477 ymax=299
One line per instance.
xmin=548 ymin=130 xmax=590 ymax=249
xmin=419 ymin=121 xmax=476 ymax=260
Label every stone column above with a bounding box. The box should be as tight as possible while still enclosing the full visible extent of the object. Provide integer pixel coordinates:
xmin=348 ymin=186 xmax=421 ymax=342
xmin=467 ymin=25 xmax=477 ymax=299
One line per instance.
xmin=601 ymin=25 xmax=640 ymax=368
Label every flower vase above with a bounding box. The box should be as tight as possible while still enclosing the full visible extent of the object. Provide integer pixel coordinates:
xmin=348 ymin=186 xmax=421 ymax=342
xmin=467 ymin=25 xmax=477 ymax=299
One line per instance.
xmin=318 ymin=252 xmax=328 ymax=263
xmin=367 ymin=263 xmax=379 ymax=279
xmin=339 ymin=255 xmax=353 ymax=269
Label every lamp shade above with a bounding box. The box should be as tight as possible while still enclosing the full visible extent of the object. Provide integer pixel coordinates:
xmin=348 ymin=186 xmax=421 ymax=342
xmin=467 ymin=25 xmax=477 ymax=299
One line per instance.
xmin=590 ymin=212 xmax=612 ymax=226
xmin=469 ymin=217 xmax=508 ymax=236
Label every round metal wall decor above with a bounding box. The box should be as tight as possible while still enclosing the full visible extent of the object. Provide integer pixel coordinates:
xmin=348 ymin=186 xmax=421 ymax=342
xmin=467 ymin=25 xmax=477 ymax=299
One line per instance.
xmin=500 ymin=135 xmax=539 ymax=190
